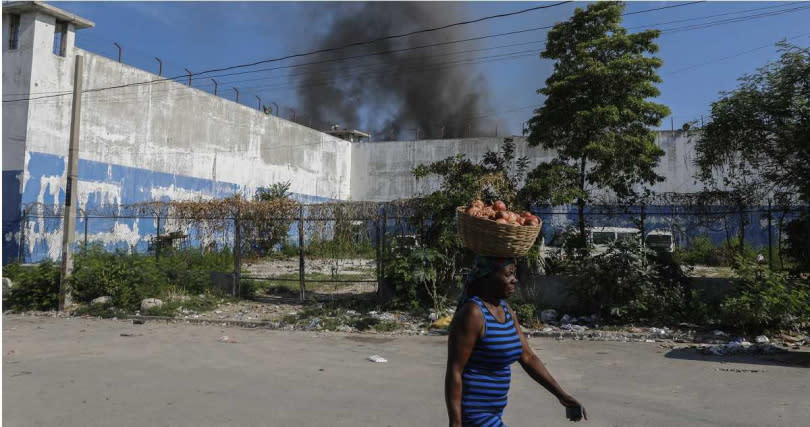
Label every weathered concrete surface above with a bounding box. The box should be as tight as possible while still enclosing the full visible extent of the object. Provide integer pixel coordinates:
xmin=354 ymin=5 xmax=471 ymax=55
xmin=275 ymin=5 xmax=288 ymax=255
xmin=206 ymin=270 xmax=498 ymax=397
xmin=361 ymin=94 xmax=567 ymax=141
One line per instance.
xmin=350 ymin=132 xmax=701 ymax=202
xmin=4 ymin=315 xmax=809 ymax=427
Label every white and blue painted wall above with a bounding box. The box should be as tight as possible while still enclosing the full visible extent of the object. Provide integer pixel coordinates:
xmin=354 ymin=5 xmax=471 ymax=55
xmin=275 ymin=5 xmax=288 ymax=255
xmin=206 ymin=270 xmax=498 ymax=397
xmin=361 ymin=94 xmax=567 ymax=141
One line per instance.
xmin=3 ymin=4 xmax=348 ymax=263
xmin=3 ymin=4 xmax=794 ymax=265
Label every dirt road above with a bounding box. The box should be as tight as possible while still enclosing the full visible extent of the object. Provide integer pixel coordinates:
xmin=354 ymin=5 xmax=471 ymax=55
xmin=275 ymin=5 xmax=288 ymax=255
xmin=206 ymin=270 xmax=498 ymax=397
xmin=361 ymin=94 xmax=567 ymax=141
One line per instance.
xmin=3 ymin=315 xmax=808 ymax=426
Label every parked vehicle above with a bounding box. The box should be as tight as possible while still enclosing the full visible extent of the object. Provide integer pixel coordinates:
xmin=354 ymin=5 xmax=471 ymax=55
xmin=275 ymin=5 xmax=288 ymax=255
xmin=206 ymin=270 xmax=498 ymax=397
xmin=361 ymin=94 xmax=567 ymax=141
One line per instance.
xmin=644 ymin=229 xmax=675 ymax=253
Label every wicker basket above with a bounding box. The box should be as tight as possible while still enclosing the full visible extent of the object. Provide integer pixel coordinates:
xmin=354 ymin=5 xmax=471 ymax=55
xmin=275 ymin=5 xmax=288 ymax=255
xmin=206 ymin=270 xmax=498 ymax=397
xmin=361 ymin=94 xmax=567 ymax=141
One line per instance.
xmin=457 ymin=207 xmax=542 ymax=257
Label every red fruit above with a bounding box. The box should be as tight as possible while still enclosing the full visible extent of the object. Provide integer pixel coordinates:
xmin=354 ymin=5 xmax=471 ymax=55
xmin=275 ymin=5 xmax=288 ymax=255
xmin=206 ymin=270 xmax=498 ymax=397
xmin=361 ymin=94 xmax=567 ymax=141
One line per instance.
xmin=525 ymin=218 xmax=540 ymax=227
xmin=493 ymin=201 xmax=507 ymax=212
xmin=516 ymin=217 xmax=526 ymax=226
xmin=495 ymin=218 xmax=509 ymax=225
xmin=495 ymin=211 xmax=508 ymax=219
xmin=521 ymin=211 xmax=533 ymax=218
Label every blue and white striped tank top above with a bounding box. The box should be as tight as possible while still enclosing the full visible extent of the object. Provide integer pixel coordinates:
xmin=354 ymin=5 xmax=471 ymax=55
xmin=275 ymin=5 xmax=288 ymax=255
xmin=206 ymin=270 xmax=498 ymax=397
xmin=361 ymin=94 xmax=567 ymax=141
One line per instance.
xmin=461 ymin=296 xmax=524 ymax=426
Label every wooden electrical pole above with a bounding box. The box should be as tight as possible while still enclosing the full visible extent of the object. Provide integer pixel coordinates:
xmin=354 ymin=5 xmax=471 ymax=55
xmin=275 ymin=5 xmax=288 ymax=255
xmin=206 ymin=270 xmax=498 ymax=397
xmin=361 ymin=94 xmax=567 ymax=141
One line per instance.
xmin=59 ymin=55 xmax=83 ymax=311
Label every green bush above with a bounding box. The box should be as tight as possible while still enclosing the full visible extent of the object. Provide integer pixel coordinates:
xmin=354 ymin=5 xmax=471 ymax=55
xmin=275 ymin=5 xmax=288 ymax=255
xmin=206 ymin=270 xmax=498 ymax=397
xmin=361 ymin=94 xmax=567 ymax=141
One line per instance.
xmin=4 ymin=260 xmax=60 ymax=311
xmin=383 ymin=246 xmax=458 ymax=313
xmin=784 ymin=213 xmax=810 ymax=273
xmin=675 ymin=236 xmax=759 ymax=267
xmin=69 ymin=244 xmax=233 ymax=311
xmin=566 ymin=240 xmax=699 ymax=324
xmin=510 ymin=302 xmax=540 ymax=328
xmin=719 ymin=257 xmax=810 ymax=334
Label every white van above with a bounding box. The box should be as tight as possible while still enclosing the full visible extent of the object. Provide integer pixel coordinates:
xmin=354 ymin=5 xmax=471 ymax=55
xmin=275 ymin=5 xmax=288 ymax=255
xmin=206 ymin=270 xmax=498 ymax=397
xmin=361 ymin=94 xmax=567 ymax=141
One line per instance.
xmin=587 ymin=227 xmax=675 ymax=253
xmin=587 ymin=227 xmax=642 ymax=252
xmin=644 ymin=229 xmax=675 ymax=253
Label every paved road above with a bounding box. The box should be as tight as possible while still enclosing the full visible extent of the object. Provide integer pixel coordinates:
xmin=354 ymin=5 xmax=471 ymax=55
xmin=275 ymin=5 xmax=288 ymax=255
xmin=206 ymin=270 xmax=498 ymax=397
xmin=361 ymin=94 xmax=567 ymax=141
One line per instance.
xmin=3 ymin=315 xmax=809 ymax=426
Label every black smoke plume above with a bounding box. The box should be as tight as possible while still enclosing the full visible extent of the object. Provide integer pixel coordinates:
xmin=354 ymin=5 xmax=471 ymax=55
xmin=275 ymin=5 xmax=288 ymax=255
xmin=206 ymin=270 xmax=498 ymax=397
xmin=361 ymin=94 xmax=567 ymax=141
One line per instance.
xmin=294 ymin=2 xmax=492 ymax=140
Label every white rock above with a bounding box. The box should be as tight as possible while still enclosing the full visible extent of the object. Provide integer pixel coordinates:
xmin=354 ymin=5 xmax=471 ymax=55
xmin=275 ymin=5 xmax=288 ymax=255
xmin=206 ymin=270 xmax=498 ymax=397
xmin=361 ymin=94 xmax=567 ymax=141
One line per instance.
xmin=91 ymin=296 xmax=112 ymax=305
xmin=2 ymin=277 xmax=13 ymax=296
xmin=140 ymin=298 xmax=164 ymax=311
xmin=756 ymin=335 xmax=769 ymax=344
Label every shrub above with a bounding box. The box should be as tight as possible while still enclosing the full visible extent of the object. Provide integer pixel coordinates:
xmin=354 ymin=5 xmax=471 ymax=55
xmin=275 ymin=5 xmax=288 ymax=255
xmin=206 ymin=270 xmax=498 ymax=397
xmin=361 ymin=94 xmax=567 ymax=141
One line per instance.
xmin=384 ymin=246 xmax=458 ymax=313
xmin=566 ymin=240 xmax=698 ymax=324
xmin=784 ymin=213 xmax=810 ymax=273
xmin=511 ymin=302 xmax=540 ymax=328
xmin=675 ymin=236 xmax=759 ymax=267
xmin=719 ymin=257 xmax=810 ymax=334
xmin=69 ymin=244 xmax=233 ymax=311
xmin=4 ymin=260 xmax=60 ymax=311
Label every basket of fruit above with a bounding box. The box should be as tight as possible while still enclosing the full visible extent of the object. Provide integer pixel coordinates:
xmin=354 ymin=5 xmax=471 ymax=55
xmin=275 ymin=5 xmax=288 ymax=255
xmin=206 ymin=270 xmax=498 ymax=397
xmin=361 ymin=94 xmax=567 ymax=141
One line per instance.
xmin=457 ymin=200 xmax=542 ymax=257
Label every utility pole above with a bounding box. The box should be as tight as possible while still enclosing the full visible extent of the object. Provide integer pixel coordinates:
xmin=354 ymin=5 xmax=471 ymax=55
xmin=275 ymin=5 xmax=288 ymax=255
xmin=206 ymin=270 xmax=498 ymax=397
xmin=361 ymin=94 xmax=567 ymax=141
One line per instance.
xmin=59 ymin=55 xmax=83 ymax=311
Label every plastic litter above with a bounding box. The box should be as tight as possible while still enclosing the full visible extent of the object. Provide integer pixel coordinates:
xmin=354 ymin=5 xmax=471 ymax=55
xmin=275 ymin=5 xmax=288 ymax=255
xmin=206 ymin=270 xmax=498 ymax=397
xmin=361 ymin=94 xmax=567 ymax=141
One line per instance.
xmin=755 ymin=335 xmax=770 ymax=344
xmin=217 ymin=335 xmax=238 ymax=344
xmin=431 ymin=315 xmax=453 ymax=329
xmin=540 ymin=309 xmax=558 ymax=323
xmin=560 ymin=314 xmax=573 ymax=324
xmin=712 ymin=330 xmax=728 ymax=337
xmin=367 ymin=355 xmax=388 ymax=363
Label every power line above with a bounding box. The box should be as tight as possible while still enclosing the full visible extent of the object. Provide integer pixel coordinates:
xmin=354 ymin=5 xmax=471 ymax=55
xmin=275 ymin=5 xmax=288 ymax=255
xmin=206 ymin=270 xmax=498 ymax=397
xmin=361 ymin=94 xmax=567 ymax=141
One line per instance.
xmin=5 ymin=1 xmax=702 ymax=103
xmin=2 ymin=1 xmax=572 ymax=102
xmin=27 ymin=2 xmax=804 ymax=109
xmin=666 ymin=32 xmax=810 ymax=75
xmin=10 ymin=0 xmax=802 ymax=112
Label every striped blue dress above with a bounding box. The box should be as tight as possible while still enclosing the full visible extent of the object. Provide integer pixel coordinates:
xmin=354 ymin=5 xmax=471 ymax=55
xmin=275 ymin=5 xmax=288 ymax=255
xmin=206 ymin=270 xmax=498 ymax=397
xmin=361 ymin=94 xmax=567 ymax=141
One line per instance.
xmin=461 ymin=296 xmax=524 ymax=427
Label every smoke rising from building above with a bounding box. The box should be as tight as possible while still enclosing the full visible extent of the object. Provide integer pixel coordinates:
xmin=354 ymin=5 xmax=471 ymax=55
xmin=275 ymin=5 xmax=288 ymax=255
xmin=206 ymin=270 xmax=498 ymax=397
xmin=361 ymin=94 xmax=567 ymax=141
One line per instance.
xmin=294 ymin=2 xmax=492 ymax=140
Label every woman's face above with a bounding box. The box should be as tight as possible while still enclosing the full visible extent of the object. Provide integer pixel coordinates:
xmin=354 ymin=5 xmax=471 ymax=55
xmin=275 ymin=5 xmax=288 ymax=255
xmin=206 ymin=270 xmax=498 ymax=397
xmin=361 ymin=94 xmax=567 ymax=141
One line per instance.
xmin=490 ymin=263 xmax=518 ymax=298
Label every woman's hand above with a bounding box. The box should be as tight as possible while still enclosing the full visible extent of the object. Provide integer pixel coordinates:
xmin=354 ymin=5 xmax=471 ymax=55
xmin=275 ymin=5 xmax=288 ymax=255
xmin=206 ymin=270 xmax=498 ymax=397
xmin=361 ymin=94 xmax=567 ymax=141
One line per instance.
xmin=558 ymin=394 xmax=587 ymax=422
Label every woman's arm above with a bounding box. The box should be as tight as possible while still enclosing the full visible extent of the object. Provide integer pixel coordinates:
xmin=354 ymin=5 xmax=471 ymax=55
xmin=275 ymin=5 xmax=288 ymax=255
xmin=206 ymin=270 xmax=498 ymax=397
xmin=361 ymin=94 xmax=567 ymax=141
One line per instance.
xmin=506 ymin=303 xmax=588 ymax=421
xmin=445 ymin=302 xmax=483 ymax=427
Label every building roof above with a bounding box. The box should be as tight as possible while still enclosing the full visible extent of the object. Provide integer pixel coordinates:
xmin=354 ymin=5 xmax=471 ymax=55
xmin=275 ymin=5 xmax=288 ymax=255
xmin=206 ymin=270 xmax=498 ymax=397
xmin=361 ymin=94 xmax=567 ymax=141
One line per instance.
xmin=326 ymin=129 xmax=372 ymax=142
xmin=3 ymin=1 xmax=95 ymax=29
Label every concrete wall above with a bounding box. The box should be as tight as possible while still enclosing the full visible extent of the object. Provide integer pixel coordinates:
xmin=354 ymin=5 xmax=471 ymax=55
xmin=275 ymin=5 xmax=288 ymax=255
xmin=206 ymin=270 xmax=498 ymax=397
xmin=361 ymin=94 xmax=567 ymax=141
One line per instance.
xmin=2 ymin=11 xmax=37 ymax=262
xmin=1 ymin=5 xmax=793 ymax=264
xmin=4 ymin=8 xmax=354 ymax=262
xmin=350 ymin=132 xmax=702 ymax=202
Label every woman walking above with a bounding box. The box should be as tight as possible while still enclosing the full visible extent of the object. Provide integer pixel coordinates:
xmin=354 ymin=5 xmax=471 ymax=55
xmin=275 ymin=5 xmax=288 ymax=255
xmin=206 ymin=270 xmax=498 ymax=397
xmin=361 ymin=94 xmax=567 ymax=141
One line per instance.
xmin=445 ymin=256 xmax=586 ymax=426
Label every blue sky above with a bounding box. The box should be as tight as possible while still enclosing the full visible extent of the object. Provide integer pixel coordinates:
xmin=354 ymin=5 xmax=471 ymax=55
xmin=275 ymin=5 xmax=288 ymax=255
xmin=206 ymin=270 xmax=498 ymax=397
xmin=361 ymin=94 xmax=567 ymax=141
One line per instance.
xmin=51 ymin=1 xmax=810 ymax=137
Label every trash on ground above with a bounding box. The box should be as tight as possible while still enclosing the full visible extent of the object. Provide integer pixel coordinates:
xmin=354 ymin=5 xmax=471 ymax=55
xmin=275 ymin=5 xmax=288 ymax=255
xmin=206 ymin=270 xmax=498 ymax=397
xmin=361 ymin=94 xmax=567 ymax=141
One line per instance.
xmin=540 ymin=309 xmax=558 ymax=323
xmin=755 ymin=335 xmax=770 ymax=344
xmin=431 ymin=315 xmax=453 ymax=329
xmin=217 ymin=335 xmax=238 ymax=344
xmin=367 ymin=354 xmax=388 ymax=363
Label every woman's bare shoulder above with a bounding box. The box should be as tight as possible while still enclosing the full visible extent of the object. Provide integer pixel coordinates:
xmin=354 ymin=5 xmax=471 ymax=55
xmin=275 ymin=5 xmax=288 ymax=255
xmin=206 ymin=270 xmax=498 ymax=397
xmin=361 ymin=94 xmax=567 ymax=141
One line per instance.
xmin=451 ymin=300 xmax=484 ymax=331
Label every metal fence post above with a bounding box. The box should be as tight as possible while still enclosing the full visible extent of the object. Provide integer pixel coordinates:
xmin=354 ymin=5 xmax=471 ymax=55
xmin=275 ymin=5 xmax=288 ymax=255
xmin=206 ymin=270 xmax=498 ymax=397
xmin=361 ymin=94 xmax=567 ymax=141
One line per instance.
xmin=375 ymin=212 xmax=381 ymax=293
xmin=767 ymin=199 xmax=773 ymax=270
xmin=298 ymin=204 xmax=306 ymax=301
xmin=377 ymin=210 xmax=387 ymax=300
xmin=233 ymin=207 xmax=241 ymax=297
xmin=83 ymin=210 xmax=88 ymax=250
xmin=155 ymin=214 xmax=161 ymax=259
xmin=18 ymin=208 xmax=27 ymax=263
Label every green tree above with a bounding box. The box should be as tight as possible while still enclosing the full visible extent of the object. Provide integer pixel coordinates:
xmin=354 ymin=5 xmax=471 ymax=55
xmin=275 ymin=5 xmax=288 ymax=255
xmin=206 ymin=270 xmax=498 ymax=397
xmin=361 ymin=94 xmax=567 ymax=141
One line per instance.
xmin=248 ymin=182 xmax=296 ymax=256
xmin=695 ymin=42 xmax=809 ymax=258
xmin=526 ymin=1 xmax=669 ymax=239
xmin=697 ymin=42 xmax=809 ymax=203
xmin=386 ymin=138 xmax=529 ymax=306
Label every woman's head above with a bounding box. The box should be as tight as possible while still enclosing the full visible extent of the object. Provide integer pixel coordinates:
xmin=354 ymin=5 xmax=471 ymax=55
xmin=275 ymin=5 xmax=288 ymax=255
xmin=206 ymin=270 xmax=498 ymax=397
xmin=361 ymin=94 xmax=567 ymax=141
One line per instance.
xmin=465 ymin=256 xmax=518 ymax=299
